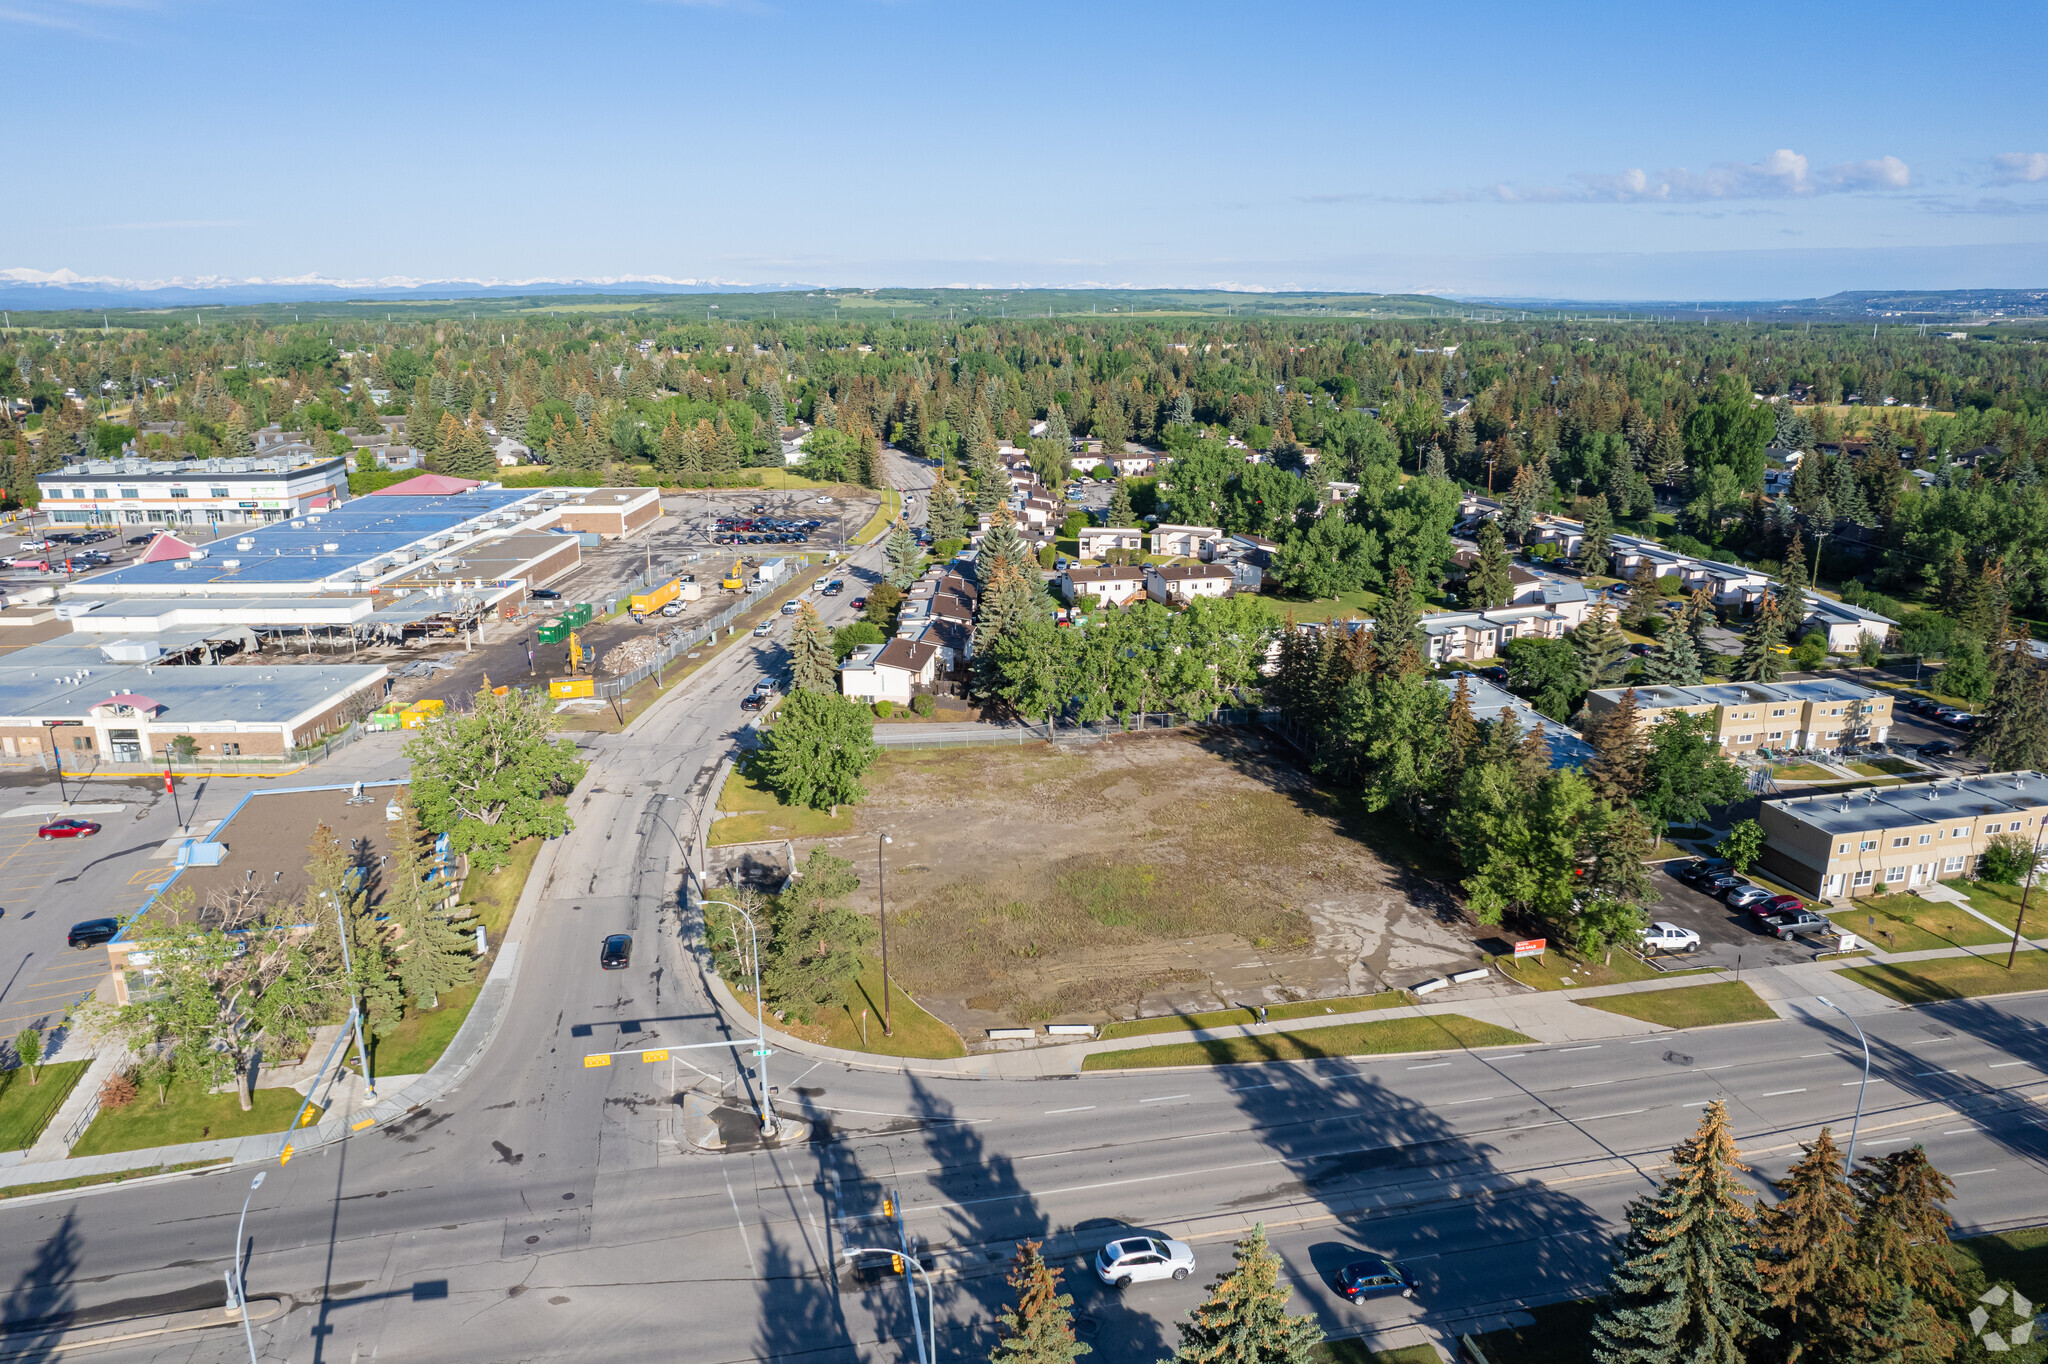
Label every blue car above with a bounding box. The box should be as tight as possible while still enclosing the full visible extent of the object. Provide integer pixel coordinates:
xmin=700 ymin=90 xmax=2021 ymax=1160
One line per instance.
xmin=1337 ymin=1254 xmax=1415 ymax=1301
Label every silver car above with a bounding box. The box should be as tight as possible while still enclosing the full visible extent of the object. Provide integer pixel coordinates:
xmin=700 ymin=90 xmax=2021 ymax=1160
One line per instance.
xmin=1725 ymin=884 xmax=1776 ymax=910
xmin=1095 ymin=1236 xmax=1195 ymax=1288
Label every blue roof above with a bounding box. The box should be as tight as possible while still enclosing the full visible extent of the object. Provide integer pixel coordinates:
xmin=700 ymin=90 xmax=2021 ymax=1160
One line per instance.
xmin=82 ymin=488 xmax=544 ymax=590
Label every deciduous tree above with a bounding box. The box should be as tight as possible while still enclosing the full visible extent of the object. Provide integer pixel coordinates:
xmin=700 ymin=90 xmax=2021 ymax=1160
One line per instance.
xmin=406 ymin=684 xmax=584 ymax=874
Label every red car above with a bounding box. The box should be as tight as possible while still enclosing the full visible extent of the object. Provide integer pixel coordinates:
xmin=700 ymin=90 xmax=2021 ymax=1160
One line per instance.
xmin=38 ymin=818 xmax=100 ymax=840
xmin=1747 ymin=894 xmax=1805 ymax=921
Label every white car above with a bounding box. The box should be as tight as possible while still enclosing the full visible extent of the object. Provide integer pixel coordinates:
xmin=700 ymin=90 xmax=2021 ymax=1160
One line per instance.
xmin=752 ymin=622 xmax=773 ymax=637
xmin=1095 ymin=1236 xmax=1195 ymax=1288
xmin=817 ymin=496 xmax=832 ymax=504
xmin=1641 ymin=922 xmax=1702 ymax=954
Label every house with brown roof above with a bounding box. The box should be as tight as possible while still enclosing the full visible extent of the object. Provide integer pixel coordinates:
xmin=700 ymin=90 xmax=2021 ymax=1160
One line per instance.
xmin=839 ymin=636 xmax=940 ymax=706
xmin=1145 ymin=563 xmax=1235 ymax=606
xmin=1059 ymin=564 xmax=1146 ymax=607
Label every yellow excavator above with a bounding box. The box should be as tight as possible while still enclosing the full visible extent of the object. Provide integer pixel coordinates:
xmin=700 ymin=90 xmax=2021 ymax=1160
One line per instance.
xmin=721 ymin=558 xmax=745 ymax=591
xmin=566 ymin=629 xmax=593 ymax=674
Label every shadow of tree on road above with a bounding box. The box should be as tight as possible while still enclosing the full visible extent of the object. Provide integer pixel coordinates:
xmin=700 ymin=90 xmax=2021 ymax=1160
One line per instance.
xmin=0 ymin=1209 xmax=81 ymax=1363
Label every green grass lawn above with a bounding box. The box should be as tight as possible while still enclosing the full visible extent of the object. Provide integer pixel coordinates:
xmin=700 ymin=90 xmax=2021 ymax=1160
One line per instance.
xmin=367 ymin=983 xmax=479 ymax=1077
xmin=0 ymin=1158 xmax=228 ymax=1202
xmin=852 ymin=487 xmax=904 ymax=545
xmin=1830 ymin=894 xmax=2005 ymax=954
xmin=1662 ymin=826 xmax=1715 ymax=841
xmin=1957 ymin=881 xmax=2041 ymax=934
xmin=1950 ymin=1224 xmax=2048 ymax=1290
xmin=0 ymin=1061 xmax=89 ymax=1152
xmin=1258 ymin=586 xmax=1381 ymax=625
xmin=1099 ymin=992 xmax=1404 ymax=1040
xmin=710 ymin=764 xmax=855 ymax=846
xmin=1081 ymin=1014 xmax=1532 ymax=1071
xmin=1495 ymin=948 xmax=1663 ymax=992
xmin=71 ymin=1084 xmax=319 ymax=1159
xmin=460 ymin=834 xmax=542 ymax=943
xmin=1849 ymin=757 xmax=1921 ymax=776
xmin=731 ymin=956 xmax=966 ymax=1060
xmin=1841 ymin=950 xmax=2048 ymax=1005
xmin=1311 ymin=1343 xmax=1441 ymax=1364
xmin=1770 ymin=762 xmax=1837 ymax=781
xmin=1466 ymin=1298 xmax=1601 ymax=1364
xmin=1578 ymin=981 xmax=1776 ymax=1029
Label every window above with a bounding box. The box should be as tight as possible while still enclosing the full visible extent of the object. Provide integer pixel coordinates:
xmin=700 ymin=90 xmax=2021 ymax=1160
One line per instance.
xmin=120 ymin=488 xmax=139 ymax=499
xmin=1769 ymin=731 xmax=1784 ymax=741
xmin=1859 ymin=839 xmax=1878 ymax=852
xmin=169 ymin=489 xmax=188 ymax=499
xmin=1739 ymin=734 xmax=1753 ymax=744
xmin=1886 ymin=865 xmax=1908 ymax=883
xmin=1955 ymin=826 xmax=1970 ymax=838
xmin=211 ymin=488 xmax=230 ymax=498
xmin=1838 ymin=842 xmax=1852 ymax=854
xmin=1987 ymin=824 xmax=2004 ymax=835
xmin=1918 ymin=834 xmax=1932 ymax=845
xmin=1892 ymin=836 xmax=1910 ymax=848
xmin=221 ymin=742 xmax=240 ymax=756
xmin=1853 ymin=870 xmax=1875 ymax=887
xmin=1771 ymin=708 xmax=1787 ymax=718
xmin=1944 ymin=856 xmax=1965 ymax=873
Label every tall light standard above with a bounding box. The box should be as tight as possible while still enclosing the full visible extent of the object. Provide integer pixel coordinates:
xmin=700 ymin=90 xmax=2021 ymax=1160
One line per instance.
xmin=839 ymin=1247 xmax=934 ymax=1364
xmin=230 ymin=1170 xmax=265 ymax=1364
xmin=1814 ymin=995 xmax=1870 ymax=1164
xmin=877 ymin=832 xmax=894 ymax=1037
xmin=2006 ymin=818 xmax=2045 ymax=970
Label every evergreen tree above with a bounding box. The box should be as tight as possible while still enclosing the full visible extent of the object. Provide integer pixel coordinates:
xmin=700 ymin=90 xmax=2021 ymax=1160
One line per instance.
xmin=1645 ymin=417 xmax=1686 ymax=486
xmin=755 ymin=690 xmax=880 ymax=815
xmin=1421 ymin=441 xmax=1448 ymax=481
xmin=760 ymin=846 xmax=873 ymax=1017
xmin=990 ymin=1240 xmax=1091 ymax=1364
xmin=1937 ymin=546 xmax=1971 ymax=617
xmin=1850 ymin=1147 xmax=1963 ymax=1327
xmin=1970 ymin=626 xmax=2048 ymax=770
xmin=1579 ymin=493 xmax=1614 ymax=573
xmin=928 ymin=483 xmax=967 ymax=541
xmin=1622 ymin=561 xmax=1661 ymax=630
xmin=1107 ymin=479 xmax=1135 ymax=529
xmin=1441 ymin=673 xmax=1481 ymax=802
xmin=1643 ymin=626 xmax=1705 ymax=686
xmin=1169 ymin=1224 xmax=1323 ymax=1364
xmin=1825 ymin=454 xmax=1873 ymax=527
xmin=1587 ymin=687 xmax=1649 ymax=804
xmin=1044 ymin=402 xmax=1071 ymax=449
xmin=1590 ymin=1100 xmax=1775 ymax=1364
xmin=788 ymin=602 xmax=838 ymax=694
xmin=1733 ymin=595 xmax=1787 ymax=683
xmin=766 ymin=378 xmax=788 ymax=429
xmin=500 ymin=393 xmax=528 ymax=448
xmin=1755 ymin=1129 xmax=1859 ymax=1364
xmin=978 ymin=510 xmax=1031 ymax=582
xmin=1572 ymin=604 xmax=1630 ymax=688
xmin=1369 ymin=568 xmax=1424 ymax=677
xmin=1778 ymin=531 xmax=1811 ymax=637
xmin=1850 ymin=1280 xmax=1949 ymax=1364
xmin=814 ymin=389 xmax=838 ymax=429
xmin=222 ymin=406 xmax=254 ymax=458
xmin=385 ymin=799 xmax=476 ymax=1013
xmin=1936 ymin=635 xmax=1993 ymax=707
xmin=1790 ymin=450 xmax=1825 ymax=513
xmin=884 ymin=523 xmax=919 ymax=588
xmin=657 ymin=414 xmax=687 ymax=478
xmin=1168 ymin=390 xmax=1194 ymax=428
xmin=1468 ymin=519 xmax=1513 ymax=609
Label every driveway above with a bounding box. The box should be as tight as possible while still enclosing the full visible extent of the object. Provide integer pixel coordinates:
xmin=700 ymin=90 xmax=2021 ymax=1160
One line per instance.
xmin=1643 ymin=860 xmax=1816 ymax=971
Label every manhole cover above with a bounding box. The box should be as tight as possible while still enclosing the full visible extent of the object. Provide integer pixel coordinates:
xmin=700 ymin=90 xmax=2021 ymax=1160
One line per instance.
xmin=525 ymin=1235 xmax=540 ymax=1245
xmin=1074 ymin=1319 xmax=1100 ymax=1340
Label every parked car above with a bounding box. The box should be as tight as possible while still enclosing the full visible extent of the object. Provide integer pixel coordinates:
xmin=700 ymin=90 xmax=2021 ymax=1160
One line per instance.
xmin=1725 ymin=884 xmax=1777 ymax=910
xmin=1629 ymin=642 xmax=1656 ymax=656
xmin=740 ymin=692 xmax=769 ymax=711
xmin=781 ymin=600 xmax=799 ymax=614
xmin=530 ymin=587 xmax=562 ymax=600
xmin=38 ymin=818 xmax=100 ymax=840
xmin=67 ymin=917 xmax=120 ymax=948
xmin=1673 ymin=858 xmax=1730 ymax=886
xmin=1702 ymin=872 xmax=1751 ymax=896
xmin=1750 ymin=894 xmax=1807 ymax=921
xmin=599 ymin=933 xmax=632 ymax=970
xmin=850 ymin=597 xmax=867 ymax=610
xmin=1336 ymin=1254 xmax=1416 ymax=1301
xmin=1765 ymin=909 xmax=1831 ymax=939
xmin=1641 ymin=922 xmax=1702 ymax=954
xmin=752 ymin=622 xmax=773 ymax=636
xmin=1094 ymin=1236 xmax=1195 ymax=1288
xmin=1477 ymin=665 xmax=1509 ymax=684
xmin=1919 ymin=740 xmax=1958 ymax=757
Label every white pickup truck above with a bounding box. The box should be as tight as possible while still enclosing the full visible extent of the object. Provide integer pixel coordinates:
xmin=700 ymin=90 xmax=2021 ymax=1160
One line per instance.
xmin=1641 ymin=922 xmax=1702 ymax=955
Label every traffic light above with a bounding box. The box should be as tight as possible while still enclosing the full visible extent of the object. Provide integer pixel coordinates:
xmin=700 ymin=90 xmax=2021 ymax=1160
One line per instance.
xmin=279 ymin=1143 xmax=294 ymax=1166
xmin=892 ymin=1254 xmax=904 ymax=1275
xmin=882 ymin=1197 xmax=895 ymax=1217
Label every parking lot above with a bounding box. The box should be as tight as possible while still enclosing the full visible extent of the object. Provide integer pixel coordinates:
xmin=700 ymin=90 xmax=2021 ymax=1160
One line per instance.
xmin=1642 ymin=857 xmax=1821 ymax=971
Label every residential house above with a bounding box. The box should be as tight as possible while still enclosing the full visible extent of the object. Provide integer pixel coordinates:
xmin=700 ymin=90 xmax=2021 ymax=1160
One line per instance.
xmin=839 ymin=638 xmax=940 ymax=707
xmin=1581 ymin=678 xmax=1892 ymax=756
xmin=1448 ymin=677 xmax=1593 ymax=768
xmin=1059 ymin=565 xmax=1146 ymax=608
xmin=1151 ymin=523 xmax=1224 ymax=559
xmin=1145 ymin=563 xmax=1235 ymax=606
xmin=1758 ymin=770 xmax=2048 ymax=900
xmin=1077 ymin=526 xmax=1145 ymax=559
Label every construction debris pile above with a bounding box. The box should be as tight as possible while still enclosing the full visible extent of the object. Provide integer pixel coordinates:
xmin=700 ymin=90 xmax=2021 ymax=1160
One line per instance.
xmin=600 ymin=635 xmax=662 ymax=675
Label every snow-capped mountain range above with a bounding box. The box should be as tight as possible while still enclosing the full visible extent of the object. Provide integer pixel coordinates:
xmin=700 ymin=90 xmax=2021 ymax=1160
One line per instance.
xmin=0 ymin=268 xmax=817 ymax=309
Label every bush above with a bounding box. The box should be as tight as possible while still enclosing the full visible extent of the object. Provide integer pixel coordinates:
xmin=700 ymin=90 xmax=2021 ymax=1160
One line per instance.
xmin=1038 ymin=544 xmax=1058 ymax=569
xmin=873 ymin=700 xmax=895 ymax=718
xmin=934 ymin=538 xmax=966 ymax=561
xmin=1979 ymin=833 xmax=2036 ymax=886
xmin=1794 ymin=634 xmax=1829 ymax=670
xmin=911 ymin=694 xmax=935 ymax=716
xmin=99 ymin=1071 xmax=138 ymax=1109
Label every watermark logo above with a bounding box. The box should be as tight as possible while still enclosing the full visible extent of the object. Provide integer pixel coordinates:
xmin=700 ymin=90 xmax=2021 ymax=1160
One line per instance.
xmin=1970 ymin=1283 xmax=2040 ymax=1353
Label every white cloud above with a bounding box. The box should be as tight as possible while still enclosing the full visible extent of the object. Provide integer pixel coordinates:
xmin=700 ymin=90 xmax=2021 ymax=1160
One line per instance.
xmin=1406 ymin=148 xmax=1913 ymax=206
xmin=1991 ymin=152 xmax=2048 ymax=185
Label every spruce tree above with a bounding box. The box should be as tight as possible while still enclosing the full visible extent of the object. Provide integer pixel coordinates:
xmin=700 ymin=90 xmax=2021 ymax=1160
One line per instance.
xmin=1622 ymin=561 xmax=1661 ymax=630
xmin=1733 ymin=594 xmax=1787 ymax=683
xmin=386 ymin=799 xmax=476 ymax=1013
xmin=1850 ymin=1147 xmax=1962 ymax=1326
xmin=1579 ymin=493 xmax=1614 ymax=573
xmin=1441 ymin=673 xmax=1480 ymax=802
xmin=1369 ymin=567 xmax=1424 ymax=677
xmin=978 ymin=511 xmax=1031 ymax=582
xmin=1587 ymin=687 xmax=1648 ymax=804
xmin=1422 ymin=441 xmax=1448 ymax=481
xmin=990 ymin=1240 xmax=1090 ymax=1364
xmin=1778 ymin=531 xmax=1811 ymax=637
xmin=657 ymin=415 xmax=687 ymax=478
xmin=1590 ymin=1100 xmax=1775 ymax=1364
xmin=766 ymin=378 xmax=788 ymax=429
xmin=1645 ymin=417 xmax=1686 ymax=486
xmin=1755 ymin=1129 xmax=1858 ymax=1363
xmin=884 ymin=523 xmax=918 ymax=588
xmin=789 ymin=602 xmax=838 ymax=694
xmin=1572 ymin=604 xmax=1630 ymax=688
xmin=1644 ymin=626 xmax=1705 ymax=686
xmin=1970 ymin=625 xmax=2048 ymax=770
xmin=1790 ymin=449 xmax=1825 ymax=512
xmin=1170 ymin=1224 xmax=1323 ymax=1364
xmin=1044 ymin=402 xmax=1071 ymax=449
xmin=1851 ymin=1280 xmax=1949 ymax=1364
xmin=1108 ymin=479 xmax=1135 ymax=529
xmin=1469 ymin=519 xmax=1513 ymax=609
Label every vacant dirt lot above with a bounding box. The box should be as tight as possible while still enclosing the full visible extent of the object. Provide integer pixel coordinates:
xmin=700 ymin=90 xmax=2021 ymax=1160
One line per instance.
xmin=804 ymin=730 xmax=1497 ymax=1035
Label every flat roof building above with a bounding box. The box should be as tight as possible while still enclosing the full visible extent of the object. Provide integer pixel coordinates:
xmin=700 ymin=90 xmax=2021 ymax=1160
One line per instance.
xmin=1583 ymin=679 xmax=1892 ymax=754
xmin=1759 ymin=770 xmax=2048 ymax=899
xmin=38 ymin=454 xmax=349 ymax=529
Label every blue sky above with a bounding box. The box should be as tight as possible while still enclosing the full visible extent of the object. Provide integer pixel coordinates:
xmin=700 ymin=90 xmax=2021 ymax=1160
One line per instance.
xmin=3 ymin=0 xmax=2044 ymax=299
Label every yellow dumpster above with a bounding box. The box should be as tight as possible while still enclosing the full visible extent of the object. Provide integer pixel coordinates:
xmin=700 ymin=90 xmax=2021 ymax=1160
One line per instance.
xmin=549 ymin=677 xmax=595 ymax=700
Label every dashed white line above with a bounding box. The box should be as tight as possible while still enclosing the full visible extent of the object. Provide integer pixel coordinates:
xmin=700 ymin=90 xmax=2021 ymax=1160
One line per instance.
xmin=1944 ymin=1127 xmax=1982 ymax=1134
xmin=1953 ymin=1168 xmax=1998 ymax=1177
xmin=1558 ymin=1045 xmax=1601 ymax=1053
xmin=1587 ymin=1109 xmax=1647 ymax=1120
xmin=1761 ymin=1089 xmax=1807 ymax=1097
xmin=1408 ymin=1062 xmax=1451 ymax=1070
xmin=1443 ymin=1097 xmax=1496 ymax=1106
xmin=1991 ymin=1061 xmax=2030 ymax=1069
xmin=1918 ymin=1070 xmax=1958 ymax=1077
xmin=1683 ymin=1100 xmax=1714 ymax=1107
xmin=1492 ymin=1053 xmax=1530 ymax=1060
xmin=1228 ymin=1083 xmax=1280 ymax=1093
xmin=1570 ymin=1079 xmax=1621 ymax=1089
xmin=1044 ymin=1106 xmax=1096 ymax=1115
xmin=1140 ymin=1094 xmax=1191 ymax=1103
xmin=1843 ymin=1079 xmax=1891 ymax=1086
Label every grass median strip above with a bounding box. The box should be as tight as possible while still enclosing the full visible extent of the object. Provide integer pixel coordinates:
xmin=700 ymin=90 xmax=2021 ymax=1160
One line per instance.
xmin=0 ymin=1158 xmax=230 ymax=1201
xmin=1081 ymin=1014 xmax=1532 ymax=1071
xmin=1576 ymin=980 xmax=1776 ymax=1030
xmin=1841 ymin=950 xmax=2048 ymax=1005
xmin=1099 ymin=992 xmax=1404 ymax=1041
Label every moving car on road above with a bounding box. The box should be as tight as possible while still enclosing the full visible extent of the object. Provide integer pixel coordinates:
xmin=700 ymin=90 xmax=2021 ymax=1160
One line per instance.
xmin=1641 ymin=922 xmax=1702 ymax=954
xmin=1095 ymin=1236 xmax=1195 ymax=1288
xmin=68 ymin=918 xmax=120 ymax=948
xmin=39 ymin=818 xmax=100 ymax=840
xmin=599 ymin=934 xmax=632 ymax=970
xmin=753 ymin=622 xmax=773 ymax=636
xmin=1336 ymin=1254 xmax=1416 ymax=1301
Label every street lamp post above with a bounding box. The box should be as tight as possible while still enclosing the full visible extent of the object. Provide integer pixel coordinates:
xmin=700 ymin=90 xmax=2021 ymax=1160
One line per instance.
xmin=839 ymin=1247 xmax=934 ymax=1364
xmin=1814 ymin=995 xmax=1870 ymax=1165
xmin=2007 ymin=820 xmax=2045 ymax=970
xmin=230 ymin=1170 xmax=265 ymax=1364
xmin=701 ymin=897 xmax=775 ymax=1136
xmin=877 ymin=833 xmax=894 ymax=1036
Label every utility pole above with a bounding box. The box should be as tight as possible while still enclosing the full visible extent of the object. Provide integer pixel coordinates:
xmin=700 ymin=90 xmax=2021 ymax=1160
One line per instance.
xmin=877 ymin=832 xmax=894 ymax=1035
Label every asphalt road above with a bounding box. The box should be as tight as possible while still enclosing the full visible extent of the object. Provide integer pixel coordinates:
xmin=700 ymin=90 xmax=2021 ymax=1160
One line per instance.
xmin=4 ymin=459 xmax=2048 ymax=1363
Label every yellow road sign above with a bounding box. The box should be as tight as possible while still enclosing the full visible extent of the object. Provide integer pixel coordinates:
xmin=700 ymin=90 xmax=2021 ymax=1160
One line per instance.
xmin=584 ymin=1054 xmax=612 ymax=1068
xmin=640 ymin=1049 xmax=669 ymax=1063
xmin=279 ymin=1143 xmax=294 ymax=1165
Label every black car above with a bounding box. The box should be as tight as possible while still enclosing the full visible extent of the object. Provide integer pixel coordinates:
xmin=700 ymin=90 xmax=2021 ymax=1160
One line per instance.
xmin=68 ymin=917 xmax=121 ymax=948
xmin=1703 ymin=873 xmax=1751 ymax=897
xmin=1336 ymin=1254 xmax=1415 ymax=1301
xmin=740 ymin=693 xmax=769 ymax=712
xmin=530 ymin=587 xmax=562 ymax=600
xmin=126 ymin=534 xmax=153 ymax=545
xmin=1919 ymin=740 xmax=1958 ymax=757
xmin=1476 ymin=665 xmax=1509 ymax=684
xmin=599 ymin=933 xmax=632 ymax=970
xmin=1674 ymin=858 xmax=1730 ymax=886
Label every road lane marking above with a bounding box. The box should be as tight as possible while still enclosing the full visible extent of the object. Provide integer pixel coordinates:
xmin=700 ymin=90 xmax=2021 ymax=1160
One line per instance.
xmin=812 ymin=1105 xmax=988 ymax=1124
xmin=1761 ymin=1089 xmax=1807 ymax=1097
xmin=1043 ymin=1106 xmax=1096 ymax=1115
xmin=1492 ymin=1054 xmax=1529 ymax=1060
xmin=1918 ymin=1070 xmax=1957 ymax=1076
xmin=1586 ymin=1110 xmax=1647 ymax=1120
xmin=722 ymin=1167 xmax=755 ymax=1272
xmin=1139 ymin=1094 xmax=1190 ymax=1103
xmin=1569 ymin=1080 xmax=1620 ymax=1088
xmin=1443 ymin=1097 xmax=1496 ymax=1106
xmin=1558 ymin=1045 xmax=1601 ymax=1053
xmin=1683 ymin=1100 xmax=1713 ymax=1107
xmin=1991 ymin=1062 xmax=2030 ymax=1069
xmin=1407 ymin=1063 xmax=1451 ymax=1070
xmin=1227 ymin=1083 xmax=1280 ymax=1093
xmin=1953 ymin=1169 xmax=1997 ymax=1177
xmin=1844 ymin=1079 xmax=1891 ymax=1086
xmin=1944 ymin=1127 xmax=1982 ymax=1134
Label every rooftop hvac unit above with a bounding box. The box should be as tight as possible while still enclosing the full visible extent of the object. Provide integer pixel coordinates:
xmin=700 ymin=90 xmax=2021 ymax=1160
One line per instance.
xmin=222 ymin=558 xmax=240 ymax=568
xmin=323 ymin=542 xmax=339 ymax=552
xmin=174 ymin=562 xmax=190 ymax=571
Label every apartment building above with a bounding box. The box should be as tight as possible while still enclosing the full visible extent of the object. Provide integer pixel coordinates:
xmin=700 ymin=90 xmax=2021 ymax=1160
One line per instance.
xmin=37 ymin=454 xmax=350 ymax=528
xmin=1759 ymin=771 xmax=2048 ymax=899
xmin=1581 ymin=679 xmax=1892 ymax=754
xmin=1416 ymin=583 xmax=1595 ymax=664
